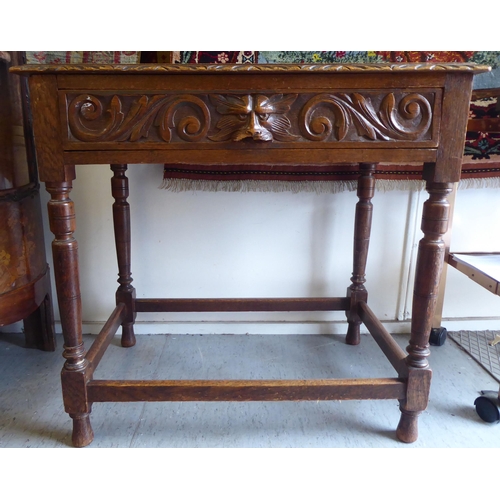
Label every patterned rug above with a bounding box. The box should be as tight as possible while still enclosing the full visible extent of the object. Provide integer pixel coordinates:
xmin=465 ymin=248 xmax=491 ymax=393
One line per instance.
xmin=171 ymin=51 xmax=257 ymax=64
xmin=466 ymin=94 xmax=500 ymax=159
xmin=168 ymin=51 xmax=500 ymax=67
xmin=258 ymin=51 xmax=500 ymax=66
xmin=25 ymin=51 xmax=140 ymax=64
xmin=24 ymin=50 xmax=500 ymax=68
xmin=161 ymin=162 xmax=500 ymax=193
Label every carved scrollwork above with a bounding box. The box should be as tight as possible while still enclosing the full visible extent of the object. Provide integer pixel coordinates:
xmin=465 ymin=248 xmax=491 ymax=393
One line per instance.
xmin=67 ymin=94 xmax=210 ymax=142
xmin=299 ymin=92 xmax=432 ymax=141
xmin=208 ymin=94 xmax=299 ymax=142
xmin=67 ymin=91 xmax=435 ymax=145
xmin=156 ymin=95 xmax=210 ymax=142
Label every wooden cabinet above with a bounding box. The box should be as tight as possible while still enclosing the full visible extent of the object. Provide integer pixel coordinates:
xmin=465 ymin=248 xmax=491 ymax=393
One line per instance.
xmin=0 ymin=51 xmax=55 ymax=350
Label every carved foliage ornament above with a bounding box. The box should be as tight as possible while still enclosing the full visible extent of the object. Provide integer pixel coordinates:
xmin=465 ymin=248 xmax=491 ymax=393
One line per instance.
xmin=300 ymin=92 xmax=432 ymax=141
xmin=68 ymin=94 xmax=210 ymax=142
xmin=67 ymin=92 xmax=433 ymax=143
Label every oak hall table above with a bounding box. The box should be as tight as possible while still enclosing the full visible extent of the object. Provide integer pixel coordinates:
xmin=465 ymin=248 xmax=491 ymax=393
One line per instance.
xmin=11 ymin=62 xmax=489 ymax=447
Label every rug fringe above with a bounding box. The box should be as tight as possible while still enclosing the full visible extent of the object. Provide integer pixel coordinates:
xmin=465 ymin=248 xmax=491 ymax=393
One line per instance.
xmin=160 ymin=176 xmax=500 ymax=193
xmin=458 ymin=176 xmax=500 ymax=190
xmin=159 ymin=178 xmax=428 ymax=193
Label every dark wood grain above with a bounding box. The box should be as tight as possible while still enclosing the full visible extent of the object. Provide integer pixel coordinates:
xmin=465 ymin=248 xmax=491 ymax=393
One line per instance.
xmin=408 ymin=181 xmax=454 ymax=369
xmin=45 ymin=181 xmax=83 ymax=365
xmin=14 ymin=62 xmax=487 ymax=446
xmin=135 ymin=297 xmax=350 ymax=313
xmin=425 ymin=73 xmax=474 ymax=183
xmin=86 ymin=303 xmax=126 ymax=375
xmin=346 ymin=163 xmax=376 ymax=345
xmin=11 ymin=62 xmax=488 ymax=74
xmin=357 ymin=301 xmax=407 ymax=375
xmin=87 ymin=378 xmax=407 ymax=403
xmin=53 ymin=72 xmax=451 ymax=93
xmin=0 ymin=52 xmax=55 ymax=350
xmin=46 ymin=180 xmax=93 ymax=446
xmin=62 ymin=147 xmax=439 ymax=167
xmin=396 ymin=179 xmax=452 ymax=442
xmin=110 ymin=164 xmax=136 ymax=347
xmin=27 ymin=75 xmax=69 ymax=183
xmin=62 ymin=91 xmax=438 ymax=146
xmin=22 ymin=273 xmax=56 ymax=350
xmin=396 ymin=366 xmax=432 ymax=443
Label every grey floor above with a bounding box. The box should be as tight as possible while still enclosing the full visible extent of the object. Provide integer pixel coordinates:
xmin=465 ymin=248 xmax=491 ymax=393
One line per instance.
xmin=1 ymin=331 xmax=499 ymax=448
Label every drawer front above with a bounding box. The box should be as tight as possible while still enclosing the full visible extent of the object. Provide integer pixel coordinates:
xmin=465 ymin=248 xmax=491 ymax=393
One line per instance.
xmin=60 ymin=89 xmax=442 ymax=150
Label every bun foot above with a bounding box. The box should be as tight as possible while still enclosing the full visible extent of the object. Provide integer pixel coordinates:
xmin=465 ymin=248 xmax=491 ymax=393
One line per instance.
xmin=121 ymin=323 xmax=136 ymax=347
xmin=70 ymin=413 xmax=94 ymax=448
xmin=346 ymin=322 xmax=360 ymax=345
xmin=396 ymin=409 xmax=419 ymax=443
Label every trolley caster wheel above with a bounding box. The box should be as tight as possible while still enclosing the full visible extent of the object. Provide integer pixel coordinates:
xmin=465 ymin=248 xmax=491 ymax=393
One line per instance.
xmin=474 ymin=391 xmax=500 ymax=423
xmin=429 ymin=327 xmax=447 ymax=346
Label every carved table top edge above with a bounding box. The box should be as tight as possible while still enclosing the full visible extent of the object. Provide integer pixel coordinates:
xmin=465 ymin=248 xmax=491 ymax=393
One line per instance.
xmin=9 ymin=63 xmax=492 ymax=75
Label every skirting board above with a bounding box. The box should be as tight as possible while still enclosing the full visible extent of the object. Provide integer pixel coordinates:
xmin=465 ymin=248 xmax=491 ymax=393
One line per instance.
xmin=4 ymin=318 xmax=500 ymax=336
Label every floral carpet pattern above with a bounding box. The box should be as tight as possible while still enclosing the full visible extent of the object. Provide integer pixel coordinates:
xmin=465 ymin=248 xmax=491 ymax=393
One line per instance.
xmin=258 ymin=51 xmax=500 ymax=67
xmin=24 ymin=50 xmax=500 ymax=69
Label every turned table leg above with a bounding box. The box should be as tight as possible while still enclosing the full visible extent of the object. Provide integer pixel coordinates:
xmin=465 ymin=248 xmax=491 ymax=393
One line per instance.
xmin=46 ymin=181 xmax=93 ymax=448
xmin=397 ymin=180 xmax=453 ymax=443
xmin=111 ymin=164 xmax=136 ymax=347
xmin=346 ymin=162 xmax=376 ymax=345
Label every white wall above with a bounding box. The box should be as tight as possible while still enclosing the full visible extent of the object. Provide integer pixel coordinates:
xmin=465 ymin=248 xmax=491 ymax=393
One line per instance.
xmin=441 ymin=185 xmax=500 ymax=329
xmin=6 ymin=163 xmax=500 ymax=336
xmin=3 ymin=165 xmax=500 ymax=334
